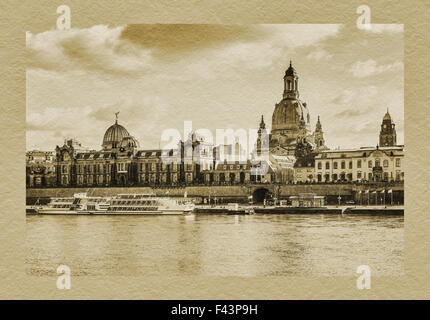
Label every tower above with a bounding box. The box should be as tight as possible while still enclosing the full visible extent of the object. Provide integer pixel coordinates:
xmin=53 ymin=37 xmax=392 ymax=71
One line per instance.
xmin=379 ymin=109 xmax=397 ymax=147
xmin=256 ymin=115 xmax=269 ymax=156
xmin=283 ymin=60 xmax=299 ymax=100
xmin=313 ymin=115 xmax=327 ymax=151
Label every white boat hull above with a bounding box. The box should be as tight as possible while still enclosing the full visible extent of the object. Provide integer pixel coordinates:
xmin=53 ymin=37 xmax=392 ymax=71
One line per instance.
xmin=35 ymin=208 xmax=192 ymax=215
xmin=31 ymin=192 xmax=195 ymax=216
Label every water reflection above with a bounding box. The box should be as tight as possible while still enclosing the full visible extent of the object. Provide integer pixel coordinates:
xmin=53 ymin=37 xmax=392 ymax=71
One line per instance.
xmin=26 ymin=214 xmax=403 ymax=277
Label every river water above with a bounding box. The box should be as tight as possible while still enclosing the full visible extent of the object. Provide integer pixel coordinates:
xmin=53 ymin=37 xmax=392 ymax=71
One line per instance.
xmin=26 ymin=213 xmax=403 ymax=277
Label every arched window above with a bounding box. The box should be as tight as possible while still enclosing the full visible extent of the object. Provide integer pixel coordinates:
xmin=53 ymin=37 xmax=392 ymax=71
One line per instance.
xmin=219 ymin=173 xmax=225 ymax=183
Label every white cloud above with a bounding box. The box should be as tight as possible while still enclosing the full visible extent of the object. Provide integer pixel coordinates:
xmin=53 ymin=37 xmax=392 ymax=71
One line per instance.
xmin=349 ymin=59 xmax=403 ymax=78
xmin=307 ymin=48 xmax=333 ymax=61
xmin=267 ymin=24 xmax=342 ymax=48
xmin=26 ymin=25 xmax=153 ymax=75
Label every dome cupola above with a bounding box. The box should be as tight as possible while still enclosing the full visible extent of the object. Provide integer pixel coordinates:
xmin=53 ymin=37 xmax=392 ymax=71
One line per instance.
xmin=102 ymin=112 xmax=131 ymax=150
xmin=283 ymin=60 xmax=299 ymax=99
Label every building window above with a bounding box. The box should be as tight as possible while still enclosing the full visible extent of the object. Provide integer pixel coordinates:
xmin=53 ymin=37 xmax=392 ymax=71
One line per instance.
xmin=396 ymin=170 xmax=401 ymax=181
xmin=332 ymin=174 xmax=338 ymax=181
xmin=357 ymin=171 xmax=362 ymax=179
xmin=334 ymin=162 xmax=338 ymax=169
xmin=368 ymin=160 xmax=372 ymax=168
xmin=349 ymin=161 xmax=352 ymax=169
xmin=317 ymin=162 xmax=322 ymax=170
xmin=375 ymin=159 xmax=380 ymax=167
xmin=357 ymin=160 xmax=362 ymax=168
xmin=383 ymin=160 xmax=389 ymax=167
xmin=396 ymin=158 xmax=401 ymax=167
xmin=341 ymin=161 xmax=345 ymax=169
xmin=325 ymin=162 xmax=329 ymax=170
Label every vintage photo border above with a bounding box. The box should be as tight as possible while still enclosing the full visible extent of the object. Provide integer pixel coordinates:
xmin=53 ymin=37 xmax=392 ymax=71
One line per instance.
xmin=0 ymin=0 xmax=428 ymax=299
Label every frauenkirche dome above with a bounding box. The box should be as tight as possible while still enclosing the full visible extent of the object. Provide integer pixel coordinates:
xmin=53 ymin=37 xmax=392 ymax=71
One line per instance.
xmin=270 ymin=61 xmax=311 ymax=154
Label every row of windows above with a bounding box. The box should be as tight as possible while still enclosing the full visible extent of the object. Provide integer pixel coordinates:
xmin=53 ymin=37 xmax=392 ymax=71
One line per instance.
xmin=138 ymin=163 xmax=181 ymax=172
xmin=317 ymin=158 xmax=401 ymax=170
xmin=311 ymin=170 xmax=403 ymax=181
xmin=222 ymin=164 xmax=248 ymax=170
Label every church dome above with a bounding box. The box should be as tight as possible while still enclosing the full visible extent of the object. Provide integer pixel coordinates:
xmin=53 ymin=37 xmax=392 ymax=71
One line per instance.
xmin=272 ymin=99 xmax=310 ymax=130
xmin=102 ymin=120 xmax=130 ymax=150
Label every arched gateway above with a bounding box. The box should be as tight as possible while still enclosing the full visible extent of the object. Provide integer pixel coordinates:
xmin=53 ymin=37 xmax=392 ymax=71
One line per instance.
xmin=252 ymin=188 xmax=270 ymax=203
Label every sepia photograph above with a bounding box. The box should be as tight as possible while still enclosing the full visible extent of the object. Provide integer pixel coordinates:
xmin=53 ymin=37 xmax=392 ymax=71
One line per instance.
xmin=25 ymin=22 xmax=405 ymax=279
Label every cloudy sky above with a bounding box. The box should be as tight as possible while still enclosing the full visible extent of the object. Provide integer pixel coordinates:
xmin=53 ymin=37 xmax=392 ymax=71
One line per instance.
xmin=26 ymin=24 xmax=403 ymax=151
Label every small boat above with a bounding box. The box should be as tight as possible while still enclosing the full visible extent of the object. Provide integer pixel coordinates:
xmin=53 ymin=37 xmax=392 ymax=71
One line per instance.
xmin=195 ymin=203 xmax=254 ymax=215
xmin=34 ymin=193 xmax=194 ymax=215
xmin=226 ymin=203 xmax=254 ymax=215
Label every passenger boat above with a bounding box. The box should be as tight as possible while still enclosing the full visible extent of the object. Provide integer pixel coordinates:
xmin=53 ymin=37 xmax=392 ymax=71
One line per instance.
xmin=34 ymin=193 xmax=194 ymax=215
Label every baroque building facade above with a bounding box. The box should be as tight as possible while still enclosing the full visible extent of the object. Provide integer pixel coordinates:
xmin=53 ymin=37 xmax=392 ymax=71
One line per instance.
xmin=26 ymin=150 xmax=56 ymax=187
xmin=26 ymin=62 xmax=404 ymax=188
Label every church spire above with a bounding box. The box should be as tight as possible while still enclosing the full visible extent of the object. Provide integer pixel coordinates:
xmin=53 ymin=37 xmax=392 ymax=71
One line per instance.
xmin=316 ymin=115 xmax=322 ymax=131
xmin=259 ymin=115 xmax=266 ymax=129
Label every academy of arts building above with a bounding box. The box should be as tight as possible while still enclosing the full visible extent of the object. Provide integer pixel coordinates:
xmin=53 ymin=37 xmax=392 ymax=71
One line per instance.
xmin=26 ymin=62 xmax=404 ymax=189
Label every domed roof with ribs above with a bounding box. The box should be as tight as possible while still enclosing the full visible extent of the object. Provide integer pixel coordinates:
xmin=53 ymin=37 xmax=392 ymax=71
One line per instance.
xmin=102 ymin=120 xmax=130 ymax=150
xmin=272 ymin=98 xmax=310 ymax=131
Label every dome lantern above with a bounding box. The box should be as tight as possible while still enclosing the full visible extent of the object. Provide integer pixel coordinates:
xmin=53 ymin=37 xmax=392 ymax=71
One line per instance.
xmin=283 ymin=60 xmax=299 ymax=99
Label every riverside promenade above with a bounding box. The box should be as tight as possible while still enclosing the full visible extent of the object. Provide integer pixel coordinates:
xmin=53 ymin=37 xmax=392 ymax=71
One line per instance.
xmin=26 ymin=182 xmax=404 ymax=207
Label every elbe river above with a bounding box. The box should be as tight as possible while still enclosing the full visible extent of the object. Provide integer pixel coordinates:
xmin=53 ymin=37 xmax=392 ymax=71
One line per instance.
xmin=26 ymin=213 xmax=403 ymax=277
